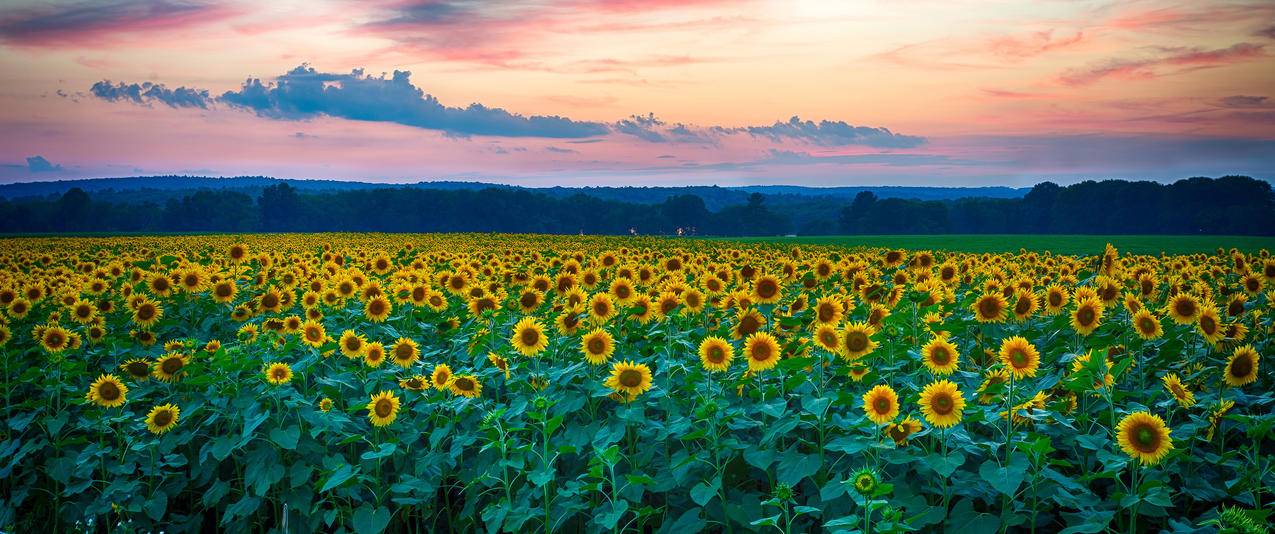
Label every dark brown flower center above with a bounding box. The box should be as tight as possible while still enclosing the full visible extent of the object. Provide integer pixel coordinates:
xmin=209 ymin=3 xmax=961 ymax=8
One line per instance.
xmin=98 ymin=381 xmax=120 ymax=400
xmin=618 ymin=369 xmax=643 ymax=388
xmin=375 ymin=399 xmax=393 ymax=417
xmin=520 ymin=328 xmax=540 ymax=347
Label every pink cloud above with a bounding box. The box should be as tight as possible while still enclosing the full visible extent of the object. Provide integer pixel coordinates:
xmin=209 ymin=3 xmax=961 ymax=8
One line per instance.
xmin=0 ymin=1 xmax=243 ymax=48
xmin=1058 ymin=42 xmax=1265 ymax=86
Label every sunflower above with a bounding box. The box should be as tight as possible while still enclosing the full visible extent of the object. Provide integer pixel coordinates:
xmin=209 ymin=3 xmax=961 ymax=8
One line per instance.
xmin=338 ymin=330 xmax=366 ymax=358
xmin=511 ymin=317 xmax=549 ymax=356
xmin=364 ymin=342 xmax=387 ymax=368
xmin=1116 ymin=411 xmax=1173 ymax=465
xmin=1206 ymin=399 xmax=1235 ymax=441
xmin=1131 ymin=309 xmax=1163 ymax=340
xmin=399 ymin=375 xmax=428 ymax=391
xmin=919 ymin=379 xmax=966 ymax=428
xmin=732 ymin=308 xmax=766 ymax=339
xmin=604 ymin=360 xmax=653 ymax=399
xmin=431 ymin=363 xmax=454 ymax=389
xmin=366 ymin=390 xmax=401 ymax=427
xmin=120 ymin=358 xmax=152 ymax=381
xmin=812 ymin=296 xmax=843 ymax=324
xmin=847 ymin=364 xmax=869 ymax=382
xmin=364 ymin=295 xmax=392 ymax=322
xmin=862 ymin=384 xmax=899 ymax=425
xmin=586 ymin=292 xmax=616 ymax=323
xmin=840 ymin=322 xmax=877 ymax=361
xmin=580 ymin=328 xmax=615 ymax=365
xmin=886 ymin=416 xmax=923 ymax=446
xmin=487 ymin=352 xmax=510 ymax=379
xmin=1070 ymin=297 xmax=1103 ymax=336
xmin=1042 ymin=285 xmax=1069 ymax=315
xmin=152 ymin=352 xmax=190 ymax=382
xmin=300 ymin=319 xmax=326 ymax=348
xmin=263 ymin=362 xmax=293 ymax=385
xmin=812 ymin=324 xmax=840 ymax=353
xmin=145 ymin=404 xmax=180 ymax=435
xmin=1166 ymin=293 xmax=1200 ymax=324
xmin=318 ymin=397 xmax=333 ymax=412
xmin=86 ymin=374 xmax=128 ymax=408
xmin=1010 ymin=289 xmax=1037 ymax=321
xmin=1196 ymin=305 xmax=1224 ymax=345
xmin=998 ymin=336 xmax=1040 ymax=379
xmin=968 ymin=293 xmax=1007 ymax=323
xmin=751 ymin=274 xmax=782 ymax=304
xmin=69 ymin=299 xmax=97 ymax=324
xmin=698 ymin=336 xmax=733 ymax=372
xmin=628 ymin=295 xmax=656 ymax=324
xmin=851 ymin=467 xmax=879 ymax=496
xmin=921 ymin=335 xmax=959 ymax=375
xmin=390 ymin=337 xmax=420 ymax=368
xmin=609 ymin=278 xmax=636 ymax=304
xmin=40 ymin=325 xmax=72 ymax=353
xmin=1161 ymin=373 xmax=1195 ymax=408
xmin=1224 ymin=345 xmax=1260 ymax=387
xmin=744 ymin=331 xmax=781 ymax=372
xmin=449 ymin=374 xmax=482 ymax=398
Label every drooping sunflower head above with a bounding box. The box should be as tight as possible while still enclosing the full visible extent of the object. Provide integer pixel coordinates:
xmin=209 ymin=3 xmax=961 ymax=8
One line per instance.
xmin=264 ymin=362 xmax=293 ymax=385
xmin=604 ymin=360 xmax=653 ymax=398
xmin=366 ymin=390 xmax=401 ymax=427
xmin=580 ymin=328 xmax=615 ymax=365
xmin=87 ymin=374 xmax=128 ymax=408
xmin=998 ymin=336 xmax=1040 ymax=379
xmin=919 ymin=379 xmax=966 ymax=428
xmin=862 ymin=384 xmax=899 ymax=425
xmin=921 ymin=335 xmax=959 ymax=375
xmin=449 ymin=374 xmax=482 ymax=398
xmin=886 ymin=416 xmax=923 ymax=446
xmin=487 ymin=352 xmax=510 ymax=379
xmin=511 ymin=316 xmax=549 ymax=356
xmin=698 ymin=336 xmax=733 ymax=372
xmin=120 ymin=358 xmax=152 ymax=381
xmin=972 ymin=293 xmax=1008 ymax=323
xmin=1224 ymin=345 xmax=1260 ymax=387
xmin=145 ymin=403 xmax=180 ymax=435
xmin=1160 ymin=373 xmax=1195 ymax=408
xmin=1116 ymin=411 xmax=1173 ymax=465
xmin=744 ymin=331 xmax=781 ymax=372
xmin=399 ymin=375 xmax=428 ymax=391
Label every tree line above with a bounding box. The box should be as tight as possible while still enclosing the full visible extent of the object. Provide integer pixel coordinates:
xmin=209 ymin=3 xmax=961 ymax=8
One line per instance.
xmin=0 ymin=175 xmax=1270 ymax=235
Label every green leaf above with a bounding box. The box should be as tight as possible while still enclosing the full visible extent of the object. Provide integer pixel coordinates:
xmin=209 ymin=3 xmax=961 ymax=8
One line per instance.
xmin=352 ymin=504 xmax=392 ymax=534
xmin=242 ymin=410 xmax=270 ymax=439
xmin=361 ymin=442 xmax=397 ymax=461
xmin=144 ymin=491 xmax=167 ymax=521
xmin=594 ymin=500 xmax=629 ymax=530
xmin=925 ymin=451 xmax=964 ymax=477
xmin=978 ymin=454 xmax=1028 ymax=496
xmin=658 ymin=508 xmax=706 ymax=534
xmin=751 ymin=514 xmax=781 ymax=527
xmin=690 ymin=480 xmax=720 ymax=506
xmin=269 ymin=425 xmax=300 ymax=450
xmin=744 ymin=447 xmax=775 ymax=470
xmin=776 ymin=445 xmax=819 ymax=486
xmin=319 ymin=464 xmax=357 ymax=493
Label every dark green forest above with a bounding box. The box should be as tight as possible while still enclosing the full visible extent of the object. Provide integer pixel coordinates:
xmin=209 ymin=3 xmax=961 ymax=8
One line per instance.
xmin=0 ymin=175 xmax=1270 ymax=235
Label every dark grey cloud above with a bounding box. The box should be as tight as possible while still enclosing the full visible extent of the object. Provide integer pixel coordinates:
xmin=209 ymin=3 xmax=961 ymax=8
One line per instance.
xmin=1218 ymin=95 xmax=1270 ymax=108
xmin=90 ymin=65 xmax=923 ymax=145
xmin=545 ymin=146 xmax=578 ymax=153
xmin=728 ymin=116 xmax=926 ymax=148
xmin=26 ymin=155 xmax=62 ymax=173
xmin=1258 ymin=25 xmax=1275 ymax=40
xmin=217 ymin=65 xmax=608 ymax=138
xmin=0 ymin=0 xmax=226 ymax=45
xmin=91 ymin=80 xmax=212 ymax=108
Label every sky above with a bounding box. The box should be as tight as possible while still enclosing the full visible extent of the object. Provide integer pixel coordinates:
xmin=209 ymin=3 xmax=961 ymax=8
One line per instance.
xmin=0 ymin=0 xmax=1272 ymax=187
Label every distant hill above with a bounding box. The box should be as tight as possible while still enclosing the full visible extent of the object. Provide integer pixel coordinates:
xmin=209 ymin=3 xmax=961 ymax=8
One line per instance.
xmin=0 ymin=175 xmax=1025 ymax=210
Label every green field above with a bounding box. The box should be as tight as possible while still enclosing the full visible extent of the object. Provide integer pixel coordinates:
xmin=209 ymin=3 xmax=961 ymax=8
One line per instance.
xmin=720 ymin=234 xmax=1275 ymax=255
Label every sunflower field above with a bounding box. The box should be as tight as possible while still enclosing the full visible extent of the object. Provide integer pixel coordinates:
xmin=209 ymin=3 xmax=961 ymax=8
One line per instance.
xmin=1 ymin=234 xmax=1271 ymax=533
